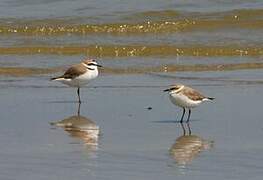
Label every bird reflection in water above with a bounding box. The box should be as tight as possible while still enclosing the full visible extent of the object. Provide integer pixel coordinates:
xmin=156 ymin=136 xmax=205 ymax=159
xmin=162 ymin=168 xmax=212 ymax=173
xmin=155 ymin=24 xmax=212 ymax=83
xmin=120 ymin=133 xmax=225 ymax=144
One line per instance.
xmin=169 ymin=122 xmax=213 ymax=166
xmin=50 ymin=103 xmax=99 ymax=150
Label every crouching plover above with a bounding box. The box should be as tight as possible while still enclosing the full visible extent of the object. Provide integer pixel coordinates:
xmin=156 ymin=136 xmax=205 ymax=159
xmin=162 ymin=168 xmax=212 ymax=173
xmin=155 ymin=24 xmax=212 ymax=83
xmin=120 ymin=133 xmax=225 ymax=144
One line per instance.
xmin=164 ymin=84 xmax=214 ymax=123
xmin=51 ymin=59 xmax=102 ymax=103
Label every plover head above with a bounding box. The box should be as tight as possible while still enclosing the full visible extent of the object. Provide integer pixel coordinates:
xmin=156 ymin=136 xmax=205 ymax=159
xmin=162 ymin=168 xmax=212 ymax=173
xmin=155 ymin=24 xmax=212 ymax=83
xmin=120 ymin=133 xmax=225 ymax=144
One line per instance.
xmin=163 ymin=84 xmax=185 ymax=93
xmin=82 ymin=59 xmax=102 ymax=70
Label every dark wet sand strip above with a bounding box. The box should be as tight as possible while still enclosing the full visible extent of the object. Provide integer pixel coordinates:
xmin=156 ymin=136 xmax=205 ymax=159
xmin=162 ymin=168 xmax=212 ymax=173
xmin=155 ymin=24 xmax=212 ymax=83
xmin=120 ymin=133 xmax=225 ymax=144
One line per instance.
xmin=0 ymin=67 xmax=57 ymax=77
xmin=0 ymin=46 xmax=262 ymax=57
xmin=102 ymin=62 xmax=263 ymax=74
xmin=0 ymin=9 xmax=263 ymax=35
xmin=2 ymin=19 xmax=261 ymax=35
xmin=1 ymin=62 xmax=263 ymax=77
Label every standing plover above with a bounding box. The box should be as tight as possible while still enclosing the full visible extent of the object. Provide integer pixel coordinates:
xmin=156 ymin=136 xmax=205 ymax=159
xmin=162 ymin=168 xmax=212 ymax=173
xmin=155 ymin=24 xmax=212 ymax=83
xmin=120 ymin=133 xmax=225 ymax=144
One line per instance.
xmin=51 ymin=59 xmax=102 ymax=103
xmin=164 ymin=84 xmax=214 ymax=122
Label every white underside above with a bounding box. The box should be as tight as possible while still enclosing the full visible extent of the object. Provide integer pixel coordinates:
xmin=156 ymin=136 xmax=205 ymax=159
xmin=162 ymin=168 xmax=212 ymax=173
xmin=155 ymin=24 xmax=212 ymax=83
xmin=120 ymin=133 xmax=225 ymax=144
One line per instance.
xmin=169 ymin=92 xmax=203 ymax=108
xmin=54 ymin=70 xmax=98 ymax=87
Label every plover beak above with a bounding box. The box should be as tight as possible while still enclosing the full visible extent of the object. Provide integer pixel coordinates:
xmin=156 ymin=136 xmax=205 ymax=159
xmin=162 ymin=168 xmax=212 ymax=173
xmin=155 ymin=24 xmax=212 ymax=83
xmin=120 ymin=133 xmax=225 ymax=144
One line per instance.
xmin=96 ymin=64 xmax=103 ymax=67
xmin=163 ymin=88 xmax=170 ymax=92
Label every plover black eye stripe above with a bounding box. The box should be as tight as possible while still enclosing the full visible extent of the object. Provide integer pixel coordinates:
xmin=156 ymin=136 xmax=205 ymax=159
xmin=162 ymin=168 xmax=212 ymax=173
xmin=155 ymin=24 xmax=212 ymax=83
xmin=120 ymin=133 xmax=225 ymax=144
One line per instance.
xmin=87 ymin=63 xmax=102 ymax=67
xmin=87 ymin=63 xmax=97 ymax=66
xmin=164 ymin=87 xmax=177 ymax=92
xmin=170 ymin=87 xmax=177 ymax=91
xmin=87 ymin=67 xmax=95 ymax=70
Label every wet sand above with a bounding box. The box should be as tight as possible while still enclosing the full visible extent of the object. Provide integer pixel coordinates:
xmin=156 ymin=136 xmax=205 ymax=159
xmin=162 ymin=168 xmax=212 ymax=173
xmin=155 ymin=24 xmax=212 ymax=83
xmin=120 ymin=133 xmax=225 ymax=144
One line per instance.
xmin=0 ymin=69 xmax=263 ymax=180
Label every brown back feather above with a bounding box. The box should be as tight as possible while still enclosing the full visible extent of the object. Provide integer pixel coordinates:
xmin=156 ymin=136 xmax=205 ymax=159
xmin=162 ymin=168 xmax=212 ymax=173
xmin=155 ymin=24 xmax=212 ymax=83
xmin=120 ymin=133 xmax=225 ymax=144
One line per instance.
xmin=60 ymin=64 xmax=87 ymax=79
xmin=181 ymin=87 xmax=206 ymax=101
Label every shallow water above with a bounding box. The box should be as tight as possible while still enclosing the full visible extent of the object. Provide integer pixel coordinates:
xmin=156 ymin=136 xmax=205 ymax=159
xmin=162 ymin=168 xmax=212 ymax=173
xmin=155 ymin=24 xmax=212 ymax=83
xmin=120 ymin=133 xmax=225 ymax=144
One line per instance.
xmin=1 ymin=1 xmax=263 ymax=180
xmin=0 ymin=69 xmax=263 ymax=180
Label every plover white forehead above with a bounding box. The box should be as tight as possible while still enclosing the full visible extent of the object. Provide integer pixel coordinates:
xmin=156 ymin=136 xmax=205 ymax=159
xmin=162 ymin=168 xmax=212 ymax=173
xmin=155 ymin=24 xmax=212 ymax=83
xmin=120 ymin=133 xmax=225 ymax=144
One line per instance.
xmin=51 ymin=59 xmax=102 ymax=103
xmin=164 ymin=84 xmax=214 ymax=123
